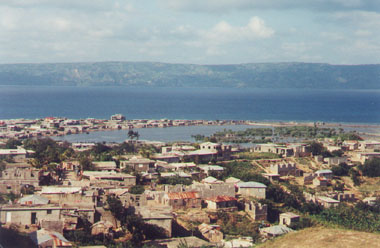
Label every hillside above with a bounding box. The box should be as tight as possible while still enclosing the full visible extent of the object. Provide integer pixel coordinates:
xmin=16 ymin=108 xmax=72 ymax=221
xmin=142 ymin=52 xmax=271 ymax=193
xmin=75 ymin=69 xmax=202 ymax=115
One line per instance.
xmin=258 ymin=227 xmax=380 ymax=248
xmin=0 ymin=62 xmax=379 ymax=89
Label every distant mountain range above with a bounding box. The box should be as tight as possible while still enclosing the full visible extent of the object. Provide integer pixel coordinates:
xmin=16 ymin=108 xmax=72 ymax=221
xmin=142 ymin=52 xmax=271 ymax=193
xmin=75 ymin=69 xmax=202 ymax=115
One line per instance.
xmin=0 ymin=61 xmax=379 ymax=89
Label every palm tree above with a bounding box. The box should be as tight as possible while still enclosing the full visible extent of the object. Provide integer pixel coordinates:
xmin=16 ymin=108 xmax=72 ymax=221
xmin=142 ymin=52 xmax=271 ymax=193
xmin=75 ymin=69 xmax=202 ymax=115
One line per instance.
xmin=128 ymin=130 xmax=140 ymax=141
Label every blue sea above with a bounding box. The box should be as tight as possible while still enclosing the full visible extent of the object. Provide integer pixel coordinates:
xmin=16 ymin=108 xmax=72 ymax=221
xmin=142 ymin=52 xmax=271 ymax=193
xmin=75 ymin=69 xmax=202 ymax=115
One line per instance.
xmin=0 ymin=86 xmax=379 ymax=123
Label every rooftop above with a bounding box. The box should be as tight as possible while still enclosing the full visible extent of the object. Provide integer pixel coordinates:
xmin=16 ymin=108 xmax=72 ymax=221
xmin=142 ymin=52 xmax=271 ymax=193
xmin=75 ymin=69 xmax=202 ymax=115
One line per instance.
xmin=237 ymin=181 xmax=267 ymax=188
xmin=167 ymin=191 xmax=200 ymax=200
xmin=261 ymin=225 xmax=293 ymax=235
xmin=205 ymin=195 xmax=237 ymax=202
xmin=41 ymin=186 xmax=82 ymax=194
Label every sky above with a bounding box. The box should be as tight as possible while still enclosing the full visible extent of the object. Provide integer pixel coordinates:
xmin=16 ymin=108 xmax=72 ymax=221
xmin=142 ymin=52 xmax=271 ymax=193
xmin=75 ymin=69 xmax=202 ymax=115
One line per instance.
xmin=1 ymin=0 xmax=380 ymax=65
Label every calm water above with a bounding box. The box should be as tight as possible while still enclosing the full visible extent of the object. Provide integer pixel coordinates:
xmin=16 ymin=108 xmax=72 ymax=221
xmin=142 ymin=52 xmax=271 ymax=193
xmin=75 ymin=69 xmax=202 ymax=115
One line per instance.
xmin=0 ymin=86 xmax=379 ymax=123
xmin=53 ymin=125 xmax=256 ymax=143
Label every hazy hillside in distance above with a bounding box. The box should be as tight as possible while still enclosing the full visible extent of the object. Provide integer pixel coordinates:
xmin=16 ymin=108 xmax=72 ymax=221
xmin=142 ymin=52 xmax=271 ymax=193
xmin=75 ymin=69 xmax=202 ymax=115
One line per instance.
xmin=0 ymin=62 xmax=379 ymax=89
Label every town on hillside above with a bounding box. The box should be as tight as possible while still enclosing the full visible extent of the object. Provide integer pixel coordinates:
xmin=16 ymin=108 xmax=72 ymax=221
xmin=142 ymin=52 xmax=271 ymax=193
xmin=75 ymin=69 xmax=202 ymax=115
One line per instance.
xmin=0 ymin=115 xmax=379 ymax=248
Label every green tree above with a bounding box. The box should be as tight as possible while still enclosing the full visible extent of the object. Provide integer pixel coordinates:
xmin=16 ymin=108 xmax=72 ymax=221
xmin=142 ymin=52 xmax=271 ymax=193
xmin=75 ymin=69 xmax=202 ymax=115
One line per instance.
xmin=107 ymin=195 xmax=125 ymax=221
xmin=92 ymin=143 xmax=111 ymax=154
xmin=5 ymin=138 xmax=22 ymax=149
xmin=79 ymin=156 xmax=95 ymax=171
xmin=129 ymin=185 xmax=145 ymax=194
xmin=349 ymin=168 xmax=361 ymax=186
xmin=309 ymin=141 xmax=324 ymax=156
xmin=128 ymin=130 xmax=140 ymax=141
xmin=0 ymin=160 xmax=6 ymax=172
xmin=362 ymin=158 xmax=380 ymax=177
xmin=331 ymin=162 xmax=350 ymax=176
xmin=23 ymin=138 xmax=73 ymax=165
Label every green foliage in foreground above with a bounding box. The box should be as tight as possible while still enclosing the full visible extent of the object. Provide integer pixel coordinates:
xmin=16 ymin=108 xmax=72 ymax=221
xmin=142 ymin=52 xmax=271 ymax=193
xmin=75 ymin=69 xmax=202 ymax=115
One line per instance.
xmin=315 ymin=203 xmax=380 ymax=232
xmin=0 ymin=226 xmax=35 ymax=247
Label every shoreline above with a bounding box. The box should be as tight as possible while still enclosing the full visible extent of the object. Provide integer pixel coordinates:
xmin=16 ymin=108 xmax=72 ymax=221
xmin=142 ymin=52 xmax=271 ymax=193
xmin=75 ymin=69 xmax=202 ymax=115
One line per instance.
xmin=1 ymin=117 xmax=380 ymax=142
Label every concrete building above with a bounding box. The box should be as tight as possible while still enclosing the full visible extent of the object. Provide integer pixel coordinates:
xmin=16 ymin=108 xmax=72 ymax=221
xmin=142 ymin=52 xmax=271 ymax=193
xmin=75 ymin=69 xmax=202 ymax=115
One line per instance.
xmin=0 ymin=166 xmax=39 ymax=194
xmin=110 ymin=114 xmax=126 ymax=121
xmin=279 ymin=212 xmax=300 ymax=227
xmin=136 ymin=206 xmax=174 ymax=237
xmin=198 ymin=165 xmax=225 ymax=177
xmin=268 ymin=162 xmax=302 ymax=177
xmin=163 ymin=192 xmax=201 ymax=210
xmin=61 ymin=161 xmax=80 ymax=171
xmin=316 ymin=196 xmax=340 ymax=208
xmin=324 ymin=157 xmax=348 ymax=166
xmin=315 ymin=169 xmax=333 ymax=180
xmin=0 ymin=148 xmax=34 ymax=162
xmin=0 ymin=205 xmax=62 ymax=226
xmin=92 ymin=161 xmax=117 ymax=171
xmin=359 ymin=140 xmax=380 ymax=151
xmin=204 ymin=196 xmax=238 ymax=211
xmin=342 ymin=140 xmax=359 ymax=151
xmin=151 ymin=153 xmax=181 ymax=163
xmin=236 ymin=182 xmax=267 ymax=199
xmin=120 ymin=156 xmax=156 ymax=172
xmin=189 ymin=181 xmax=236 ymax=198
xmin=81 ymin=171 xmax=136 ymax=186
xmin=244 ymin=201 xmax=267 ymax=221
xmin=356 ymin=152 xmax=380 ymax=163
xmin=313 ymin=177 xmax=329 ymax=187
xmin=18 ymin=195 xmax=50 ymax=205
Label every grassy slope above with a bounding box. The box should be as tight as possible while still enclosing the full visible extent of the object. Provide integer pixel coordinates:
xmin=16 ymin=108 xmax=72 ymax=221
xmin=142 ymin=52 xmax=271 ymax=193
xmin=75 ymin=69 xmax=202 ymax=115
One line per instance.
xmin=257 ymin=227 xmax=380 ymax=248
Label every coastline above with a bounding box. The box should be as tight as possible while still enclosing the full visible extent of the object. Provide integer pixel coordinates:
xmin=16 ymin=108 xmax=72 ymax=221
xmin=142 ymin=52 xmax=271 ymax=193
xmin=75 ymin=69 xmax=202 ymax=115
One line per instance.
xmin=1 ymin=117 xmax=380 ymax=142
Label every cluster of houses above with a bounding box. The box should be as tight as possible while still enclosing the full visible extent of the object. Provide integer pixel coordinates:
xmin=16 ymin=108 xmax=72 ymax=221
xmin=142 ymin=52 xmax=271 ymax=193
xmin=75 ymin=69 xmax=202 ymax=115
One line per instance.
xmin=0 ymin=165 xmax=271 ymax=247
xmin=0 ymin=140 xmax=287 ymax=247
xmin=253 ymin=139 xmax=380 ymax=164
xmin=1 ymin=123 xmax=380 ymax=247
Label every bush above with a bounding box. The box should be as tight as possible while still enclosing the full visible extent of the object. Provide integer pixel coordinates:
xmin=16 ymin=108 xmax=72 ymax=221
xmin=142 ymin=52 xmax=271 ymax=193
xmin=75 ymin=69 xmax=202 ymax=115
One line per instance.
xmin=219 ymin=161 xmax=270 ymax=185
xmin=158 ymin=175 xmax=192 ymax=185
xmin=315 ymin=204 xmax=380 ymax=232
xmin=129 ymin=185 xmax=145 ymax=194
xmin=107 ymin=196 xmax=125 ymax=221
xmin=349 ymin=168 xmax=361 ymax=186
xmin=331 ymin=162 xmax=350 ymax=176
xmin=362 ymin=158 xmax=380 ymax=177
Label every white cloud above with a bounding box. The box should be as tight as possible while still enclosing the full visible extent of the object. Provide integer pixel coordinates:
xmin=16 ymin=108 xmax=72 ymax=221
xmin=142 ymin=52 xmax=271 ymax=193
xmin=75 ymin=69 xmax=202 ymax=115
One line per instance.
xmin=0 ymin=0 xmax=379 ymax=64
xmin=173 ymin=17 xmax=274 ymax=57
xmin=204 ymin=17 xmax=274 ymax=44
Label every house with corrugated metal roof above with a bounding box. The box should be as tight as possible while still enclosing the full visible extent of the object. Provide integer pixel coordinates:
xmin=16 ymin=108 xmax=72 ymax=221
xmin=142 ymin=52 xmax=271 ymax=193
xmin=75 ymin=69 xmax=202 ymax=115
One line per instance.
xmin=204 ymin=195 xmax=237 ymax=211
xmin=29 ymin=228 xmax=72 ymax=248
xmin=163 ymin=191 xmax=201 ymax=210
